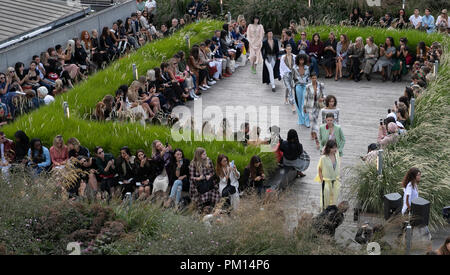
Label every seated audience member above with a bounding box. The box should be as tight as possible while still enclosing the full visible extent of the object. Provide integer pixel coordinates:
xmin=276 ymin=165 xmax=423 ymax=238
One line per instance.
xmin=378 ymin=122 xmax=399 ymax=148
xmin=391 ymin=37 xmax=409 ymax=82
xmin=349 ymin=8 xmax=362 ymax=26
xmin=91 ymin=29 xmax=111 ymax=68
xmin=67 ymin=137 xmax=90 ymax=158
xmin=76 ymin=153 xmax=98 ymax=196
xmin=422 ymin=8 xmax=436 ymax=33
xmin=74 ymin=38 xmax=93 ymax=73
xmin=28 ymin=138 xmax=51 ymax=175
xmin=396 ymin=9 xmax=410 ymax=29
xmin=362 ymin=36 xmax=378 ymax=81
xmin=416 ymin=41 xmax=429 ymax=63
xmin=335 ymin=34 xmax=349 ymax=81
xmin=187 ymin=0 xmax=203 ymax=20
xmin=136 ymin=11 xmax=153 ymax=42
xmin=373 ymin=37 xmax=396 ymax=82
xmin=125 ymin=86 xmax=150 ymax=124
xmin=94 ymin=146 xmax=117 ymax=197
xmin=57 ymin=42 xmax=83 ymax=83
xmin=347 ymin=37 xmax=365 ymax=82
xmin=189 ymin=46 xmax=209 ymax=92
xmin=53 ymin=79 xmax=67 ymax=95
xmin=409 ymin=8 xmax=422 ymax=30
xmin=362 ymin=10 xmax=374 ymax=26
xmin=165 ymin=148 xmax=191 ymax=207
xmin=215 ymin=153 xmax=240 ymax=209
xmin=169 ymin=18 xmax=180 ymax=35
xmin=189 ymin=147 xmax=220 ymax=212
xmin=14 ymin=130 xmax=30 ymax=164
xmin=160 ymin=24 xmax=169 ymax=37
xmin=379 ymin=13 xmax=393 ymax=28
xmin=145 ymin=0 xmax=157 ymax=23
xmin=50 ymin=135 xmax=69 ymax=169
xmin=151 ymin=140 xmax=172 ymax=194
xmin=100 ymin=26 xmax=120 ymax=61
xmin=116 ymin=146 xmax=137 ymax=198
xmin=0 ymin=73 xmax=9 ymax=103
xmin=280 ymin=129 xmax=308 ymax=177
xmin=361 ymin=143 xmax=378 ymax=163
xmin=436 ymin=9 xmax=450 ymax=33
xmin=135 ymin=149 xmax=157 ymax=199
xmin=0 ymin=106 xmax=8 ymax=127
xmin=312 ymin=201 xmax=349 ymax=237
xmin=0 ymin=131 xmax=15 ymax=178
xmin=23 ymin=61 xmax=42 ymax=91
xmin=307 ymin=33 xmax=323 ymax=77
xmin=241 ymin=155 xmax=266 ymax=195
xmin=37 ymin=86 xmax=55 ymax=105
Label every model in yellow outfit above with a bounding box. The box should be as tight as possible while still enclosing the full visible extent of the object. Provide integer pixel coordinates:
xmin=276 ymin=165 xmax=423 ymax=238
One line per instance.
xmin=314 ymin=141 xmax=341 ymax=211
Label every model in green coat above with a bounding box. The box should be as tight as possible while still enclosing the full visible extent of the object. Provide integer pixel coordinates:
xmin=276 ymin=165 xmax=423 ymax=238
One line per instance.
xmin=319 ymin=113 xmax=345 ymax=156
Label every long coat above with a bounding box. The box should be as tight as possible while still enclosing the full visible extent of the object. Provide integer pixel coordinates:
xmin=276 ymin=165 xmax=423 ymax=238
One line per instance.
xmin=261 ymin=38 xmax=281 ymax=84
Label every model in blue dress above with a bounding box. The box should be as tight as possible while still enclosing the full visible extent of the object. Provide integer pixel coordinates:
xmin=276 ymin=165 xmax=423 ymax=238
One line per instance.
xmin=293 ymin=58 xmax=310 ymax=126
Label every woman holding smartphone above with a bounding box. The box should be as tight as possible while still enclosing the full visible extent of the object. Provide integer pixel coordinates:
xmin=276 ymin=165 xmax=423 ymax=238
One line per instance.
xmin=216 ymin=154 xmax=240 ymax=209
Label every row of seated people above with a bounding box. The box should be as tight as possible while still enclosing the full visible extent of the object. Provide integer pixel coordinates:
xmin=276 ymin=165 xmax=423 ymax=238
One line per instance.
xmin=0 ymin=9 xmax=194 ymax=125
xmin=278 ymin=28 xmax=443 ymax=82
xmin=92 ymin=21 xmax=254 ymax=123
xmin=1 ymin=131 xmax=269 ymax=213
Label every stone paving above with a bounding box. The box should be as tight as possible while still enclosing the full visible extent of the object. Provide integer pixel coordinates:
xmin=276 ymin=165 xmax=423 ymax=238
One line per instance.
xmin=185 ymin=61 xmax=449 ymax=253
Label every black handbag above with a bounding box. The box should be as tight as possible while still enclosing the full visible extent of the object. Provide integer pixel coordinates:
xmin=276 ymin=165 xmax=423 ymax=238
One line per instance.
xmin=197 ymin=178 xmax=214 ymax=194
xmin=222 ymin=178 xmax=236 ymax=197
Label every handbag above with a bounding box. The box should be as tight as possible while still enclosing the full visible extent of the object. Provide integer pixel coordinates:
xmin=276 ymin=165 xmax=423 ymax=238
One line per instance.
xmin=208 ymin=64 xmax=217 ymax=77
xmin=153 ymin=170 xmax=169 ymax=193
xmin=222 ymin=177 xmax=236 ymax=197
xmin=197 ymin=178 xmax=214 ymax=194
xmin=299 ymin=150 xmax=310 ymax=171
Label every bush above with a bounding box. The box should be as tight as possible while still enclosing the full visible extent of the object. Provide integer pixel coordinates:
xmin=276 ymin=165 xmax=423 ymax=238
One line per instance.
xmin=349 ymin=38 xmax=450 ymax=229
xmin=0 ymin=171 xmax=122 ymax=254
xmin=295 ymin=26 xmax=444 ymax=55
xmin=1 ymin=20 xmax=277 ymax=177
xmin=101 ymin=195 xmax=361 ymax=255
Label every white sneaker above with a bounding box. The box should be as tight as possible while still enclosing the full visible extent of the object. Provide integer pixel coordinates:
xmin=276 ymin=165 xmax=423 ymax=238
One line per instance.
xmin=203 ymin=84 xmax=211 ymax=89
xmin=199 ymin=86 xmax=207 ymax=91
xmin=208 ymin=80 xmax=216 ymax=85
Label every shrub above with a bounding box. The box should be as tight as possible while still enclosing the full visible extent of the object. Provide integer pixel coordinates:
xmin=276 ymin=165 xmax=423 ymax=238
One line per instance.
xmin=101 ymin=194 xmax=361 ymax=255
xmin=0 ymin=171 xmax=122 ymax=254
xmin=349 ymin=38 xmax=450 ymax=229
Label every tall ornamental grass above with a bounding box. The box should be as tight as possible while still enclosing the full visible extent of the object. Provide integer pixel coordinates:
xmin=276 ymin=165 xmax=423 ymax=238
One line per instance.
xmin=1 ymin=20 xmax=277 ymax=175
xmin=350 ymin=37 xmax=450 ymax=229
